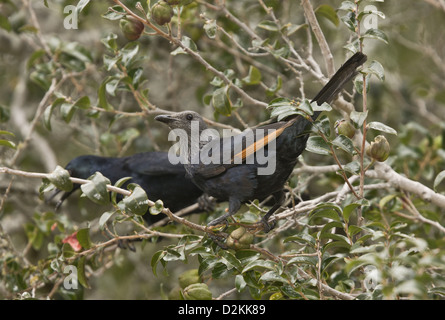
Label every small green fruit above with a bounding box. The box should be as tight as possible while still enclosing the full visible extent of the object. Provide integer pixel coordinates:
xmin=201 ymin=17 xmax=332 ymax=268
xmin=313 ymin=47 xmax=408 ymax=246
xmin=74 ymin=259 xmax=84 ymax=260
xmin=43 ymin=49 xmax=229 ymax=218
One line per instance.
xmin=178 ymin=269 xmax=201 ymax=289
xmin=151 ymin=1 xmax=174 ymax=25
xmin=366 ymin=135 xmax=390 ymax=162
xmin=335 ymin=119 xmax=355 ymax=139
xmin=227 ymin=226 xmax=254 ymax=250
xmin=168 ymin=286 xmax=183 ymax=300
xmin=183 ymin=283 xmax=212 ymax=300
xmin=119 ymin=16 xmax=144 ymax=41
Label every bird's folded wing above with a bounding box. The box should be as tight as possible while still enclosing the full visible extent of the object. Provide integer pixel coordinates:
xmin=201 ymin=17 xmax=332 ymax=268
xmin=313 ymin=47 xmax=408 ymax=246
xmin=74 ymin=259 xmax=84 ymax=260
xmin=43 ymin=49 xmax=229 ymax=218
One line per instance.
xmin=124 ymin=152 xmax=186 ymax=176
xmin=191 ymin=119 xmax=296 ymax=179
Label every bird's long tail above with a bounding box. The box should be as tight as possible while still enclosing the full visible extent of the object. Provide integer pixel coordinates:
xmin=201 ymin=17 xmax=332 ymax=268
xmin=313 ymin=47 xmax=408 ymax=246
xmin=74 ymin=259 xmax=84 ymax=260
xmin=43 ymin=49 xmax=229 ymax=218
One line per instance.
xmin=311 ymin=52 xmax=368 ymax=117
xmin=282 ymin=52 xmax=367 ymax=158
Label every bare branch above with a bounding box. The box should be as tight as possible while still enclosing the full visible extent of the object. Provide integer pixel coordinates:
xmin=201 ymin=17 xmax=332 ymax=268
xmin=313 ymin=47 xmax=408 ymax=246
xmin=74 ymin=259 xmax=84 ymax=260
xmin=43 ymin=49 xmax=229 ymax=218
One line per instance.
xmin=301 ymin=0 xmax=335 ymax=76
xmin=367 ymin=162 xmax=445 ymax=209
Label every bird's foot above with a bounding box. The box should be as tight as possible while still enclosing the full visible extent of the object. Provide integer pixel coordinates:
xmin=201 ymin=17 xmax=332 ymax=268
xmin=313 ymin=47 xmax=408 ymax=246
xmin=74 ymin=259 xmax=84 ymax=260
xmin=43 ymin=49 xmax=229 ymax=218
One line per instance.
xmin=117 ymin=238 xmax=137 ymax=252
xmin=259 ymin=217 xmax=276 ymax=233
xmin=197 ymin=194 xmax=216 ymax=212
xmin=207 ymin=217 xmax=230 ymax=249
xmin=208 ymin=232 xmax=228 ymax=250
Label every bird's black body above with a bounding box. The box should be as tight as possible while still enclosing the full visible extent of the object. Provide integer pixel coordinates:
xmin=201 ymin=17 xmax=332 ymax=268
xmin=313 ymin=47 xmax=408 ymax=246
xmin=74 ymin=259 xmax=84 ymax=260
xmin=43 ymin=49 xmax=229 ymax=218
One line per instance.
xmin=54 ymin=152 xmax=204 ymax=224
xmin=156 ymin=53 xmax=367 ymax=235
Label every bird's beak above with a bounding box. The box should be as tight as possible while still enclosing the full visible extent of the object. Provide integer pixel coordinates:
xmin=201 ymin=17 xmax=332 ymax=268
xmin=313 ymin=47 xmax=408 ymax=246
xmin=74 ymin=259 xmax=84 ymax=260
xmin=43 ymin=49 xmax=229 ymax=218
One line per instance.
xmin=155 ymin=114 xmax=178 ymax=124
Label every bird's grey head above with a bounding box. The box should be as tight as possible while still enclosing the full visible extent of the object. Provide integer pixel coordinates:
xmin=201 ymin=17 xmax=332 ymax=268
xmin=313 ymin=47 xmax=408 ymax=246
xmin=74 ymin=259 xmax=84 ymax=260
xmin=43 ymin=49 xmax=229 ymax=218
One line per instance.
xmin=155 ymin=111 xmax=208 ymax=133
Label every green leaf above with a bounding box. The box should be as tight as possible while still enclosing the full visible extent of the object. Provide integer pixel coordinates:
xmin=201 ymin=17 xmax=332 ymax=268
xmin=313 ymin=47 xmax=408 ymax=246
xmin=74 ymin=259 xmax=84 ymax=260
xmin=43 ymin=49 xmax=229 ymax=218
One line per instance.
xmin=111 ymin=177 xmax=132 ymax=204
xmin=361 ymin=28 xmax=389 ymax=44
xmin=76 ymin=227 xmax=93 ymax=249
xmin=0 ymin=104 xmax=10 ymax=122
xmin=313 ymin=115 xmax=330 ymax=137
xmin=343 ymin=160 xmax=360 ymax=175
xmin=0 ymin=139 xmax=16 ymax=149
xmin=220 ymin=250 xmax=242 ymax=271
xmin=340 ymin=11 xmax=357 ymax=32
xmin=62 ymin=242 xmax=75 ymax=258
xmin=99 ymin=211 xmax=115 ymax=230
xmin=315 ymin=5 xmax=339 ymax=26
xmin=242 ymin=260 xmax=276 ymax=273
xmin=0 ymin=130 xmax=14 ymax=137
xmin=259 ymin=271 xmax=288 ymax=284
xmin=343 ymin=202 xmax=361 ymax=223
xmin=74 ymin=96 xmax=91 ymax=109
xmin=27 ymin=51 xmax=45 ymax=70
xmin=151 ymin=250 xmax=167 ymax=276
xmin=212 ymin=86 xmax=232 ymax=116
xmin=283 ymin=233 xmax=316 ymax=248
xmin=43 ymin=97 xmax=65 ymax=131
xmin=332 ymin=134 xmax=356 ymax=155
xmin=242 ymin=66 xmax=262 ymax=85
xmin=235 ymin=274 xmax=246 ymax=292
xmin=204 ymin=20 xmax=217 ymax=39
xmin=298 ymin=99 xmax=314 ymax=116
xmin=76 ymin=0 xmax=91 ymax=12
xmin=103 ymin=54 xmax=120 ymax=71
xmin=47 ymin=165 xmax=73 ymax=192
xmin=0 ymin=14 xmax=11 ymax=32
xmin=310 ymin=203 xmax=342 ymax=222
xmin=365 ymin=60 xmax=385 ymax=81
xmin=101 ymin=32 xmax=118 ymax=51
xmin=434 ymin=170 xmax=445 ymax=191
xmin=171 ymin=36 xmax=197 ymax=55
xmin=287 ymin=256 xmax=317 ymax=266
xmin=266 ymin=76 xmax=282 ymax=96
xmin=61 ymin=42 xmax=93 ymax=64
xmin=354 ymin=75 xmax=370 ymax=94
xmin=322 ymin=240 xmax=351 ymax=253
xmin=350 ymin=110 xmax=368 ymax=128
xmin=149 ymin=199 xmax=164 ymax=215
xmin=257 ymin=20 xmax=279 ymax=32
xmin=338 ymin=1 xmax=356 ymax=11
xmin=97 ymin=77 xmax=115 ymax=111
xmin=122 ymin=184 xmax=150 ymax=215
xmin=379 ymin=194 xmax=398 ymax=208
xmin=105 ymin=78 xmax=120 ymax=97
xmin=311 ymin=101 xmax=332 ymax=113
xmin=102 ymin=6 xmax=126 ymax=21
xmin=80 ymin=172 xmax=111 ymax=205
xmin=121 ymin=42 xmax=139 ymax=67
xmin=358 ymin=7 xmax=386 ymax=20
xmin=0 ymin=130 xmax=16 ymax=149
xmin=367 ymin=121 xmax=397 ymax=135
xmin=77 ymin=256 xmax=90 ymax=289
xmin=285 ymin=23 xmax=307 ymax=36
xmin=60 ymin=102 xmax=76 ymax=123
xmin=268 ymin=97 xmax=298 ymax=121
xmin=306 ymin=136 xmax=331 ymax=156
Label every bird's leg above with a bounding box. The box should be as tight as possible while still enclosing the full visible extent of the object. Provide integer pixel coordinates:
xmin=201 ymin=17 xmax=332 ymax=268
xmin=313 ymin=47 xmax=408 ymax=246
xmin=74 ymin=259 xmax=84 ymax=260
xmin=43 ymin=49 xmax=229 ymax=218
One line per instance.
xmin=259 ymin=191 xmax=284 ymax=232
xmin=207 ymin=198 xmax=241 ymax=249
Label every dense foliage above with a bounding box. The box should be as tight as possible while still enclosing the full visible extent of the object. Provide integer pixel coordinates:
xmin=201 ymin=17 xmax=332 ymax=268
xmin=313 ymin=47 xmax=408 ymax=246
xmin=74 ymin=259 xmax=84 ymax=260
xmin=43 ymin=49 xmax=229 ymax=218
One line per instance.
xmin=1 ymin=0 xmax=445 ymax=300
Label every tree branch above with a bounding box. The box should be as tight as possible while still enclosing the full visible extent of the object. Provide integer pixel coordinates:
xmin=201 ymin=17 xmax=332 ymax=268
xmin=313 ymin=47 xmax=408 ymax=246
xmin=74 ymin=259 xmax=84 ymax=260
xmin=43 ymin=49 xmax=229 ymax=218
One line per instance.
xmin=301 ymin=0 xmax=335 ymax=76
xmin=367 ymin=162 xmax=445 ymax=209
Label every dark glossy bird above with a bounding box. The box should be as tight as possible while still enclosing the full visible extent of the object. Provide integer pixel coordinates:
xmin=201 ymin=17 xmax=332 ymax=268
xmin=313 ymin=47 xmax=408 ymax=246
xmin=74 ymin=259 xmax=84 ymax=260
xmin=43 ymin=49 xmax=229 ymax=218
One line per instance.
xmin=155 ymin=52 xmax=367 ymax=240
xmin=50 ymin=151 xmax=206 ymax=225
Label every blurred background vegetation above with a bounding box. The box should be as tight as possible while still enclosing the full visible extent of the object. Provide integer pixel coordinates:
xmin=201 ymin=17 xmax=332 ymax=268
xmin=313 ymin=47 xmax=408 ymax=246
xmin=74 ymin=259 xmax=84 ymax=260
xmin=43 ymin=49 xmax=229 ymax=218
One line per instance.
xmin=1 ymin=0 xmax=445 ymax=300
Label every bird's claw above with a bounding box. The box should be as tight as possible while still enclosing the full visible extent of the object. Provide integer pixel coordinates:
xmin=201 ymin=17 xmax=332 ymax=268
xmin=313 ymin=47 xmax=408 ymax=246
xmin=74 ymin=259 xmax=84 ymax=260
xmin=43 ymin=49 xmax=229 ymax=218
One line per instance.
xmin=208 ymin=233 xmax=228 ymax=249
xmin=207 ymin=218 xmax=230 ymax=249
xmin=260 ymin=217 xmax=276 ymax=233
xmin=197 ymin=194 xmax=216 ymax=212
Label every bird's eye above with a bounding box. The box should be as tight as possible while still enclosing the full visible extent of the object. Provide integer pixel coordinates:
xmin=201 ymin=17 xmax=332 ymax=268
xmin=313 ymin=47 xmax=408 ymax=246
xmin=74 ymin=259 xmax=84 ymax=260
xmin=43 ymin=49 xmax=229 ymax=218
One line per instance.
xmin=186 ymin=113 xmax=193 ymax=121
